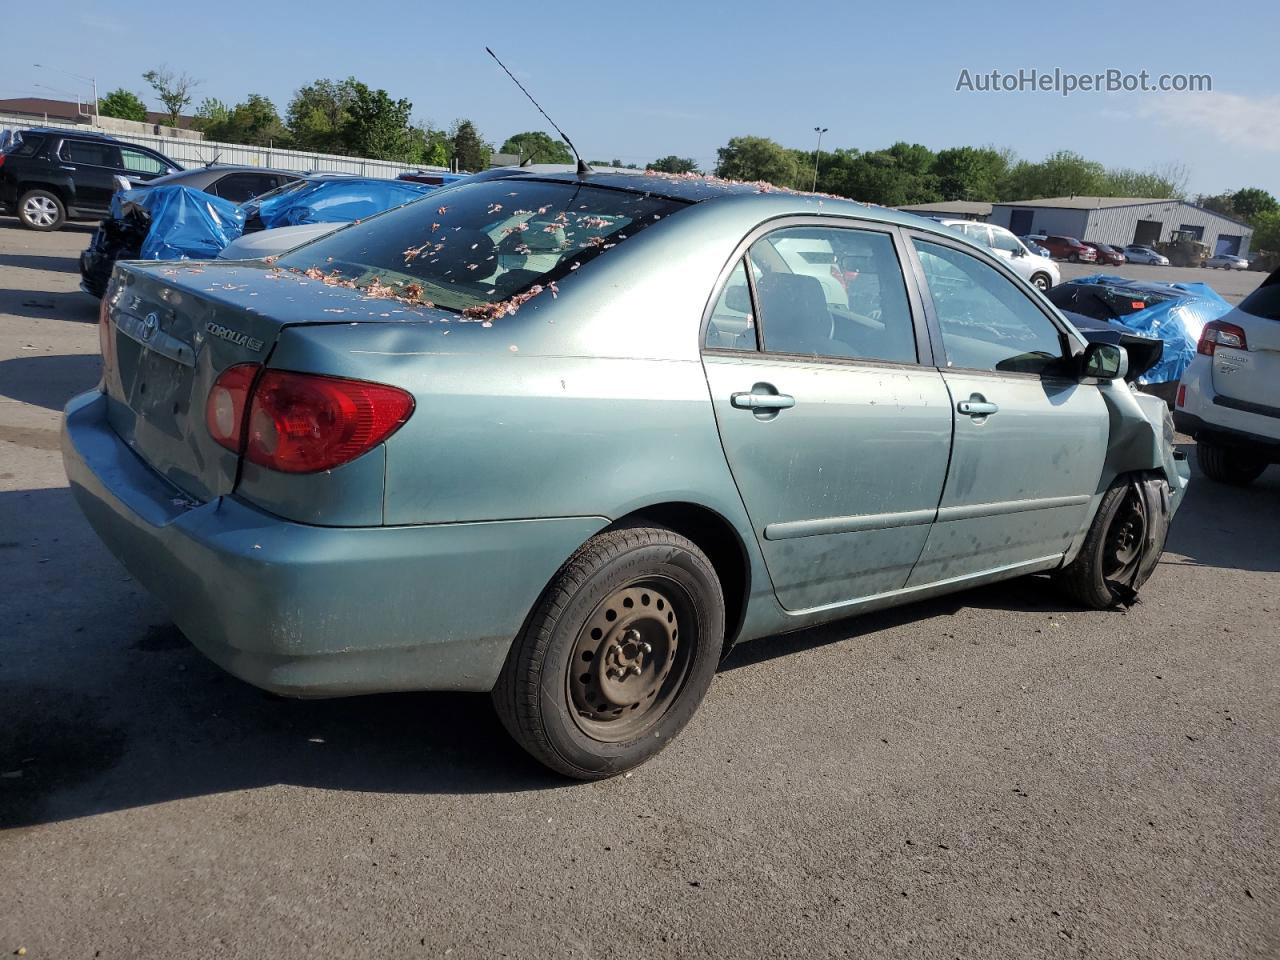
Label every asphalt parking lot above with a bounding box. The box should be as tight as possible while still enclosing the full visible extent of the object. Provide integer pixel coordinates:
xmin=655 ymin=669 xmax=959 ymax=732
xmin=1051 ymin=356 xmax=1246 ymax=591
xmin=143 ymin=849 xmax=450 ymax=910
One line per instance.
xmin=1 ymin=219 xmax=1277 ymax=959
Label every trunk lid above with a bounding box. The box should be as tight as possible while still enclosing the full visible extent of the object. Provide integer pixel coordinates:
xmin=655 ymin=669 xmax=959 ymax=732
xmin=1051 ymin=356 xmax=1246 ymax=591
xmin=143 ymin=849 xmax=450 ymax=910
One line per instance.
xmin=1210 ymin=304 xmax=1280 ymax=406
xmin=101 ymin=260 xmax=451 ymax=500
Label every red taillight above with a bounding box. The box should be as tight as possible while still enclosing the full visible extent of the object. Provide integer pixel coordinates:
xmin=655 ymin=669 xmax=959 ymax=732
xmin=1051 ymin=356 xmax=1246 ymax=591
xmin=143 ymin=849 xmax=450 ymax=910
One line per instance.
xmin=1197 ymin=320 xmax=1248 ymax=357
xmin=206 ymin=363 xmax=261 ymax=452
xmin=243 ymin=371 xmax=413 ymax=473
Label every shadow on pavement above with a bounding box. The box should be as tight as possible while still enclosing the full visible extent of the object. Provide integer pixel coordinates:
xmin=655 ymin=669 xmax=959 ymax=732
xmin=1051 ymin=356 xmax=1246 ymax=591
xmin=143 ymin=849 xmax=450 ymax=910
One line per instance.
xmin=2 ymin=439 xmax=1277 ymax=828
xmin=0 ymin=354 xmax=102 ymax=410
xmin=0 ymin=252 xmax=82 ymax=274
xmin=0 ymin=216 xmax=95 ymax=235
xmin=0 ymin=287 xmax=98 ymax=323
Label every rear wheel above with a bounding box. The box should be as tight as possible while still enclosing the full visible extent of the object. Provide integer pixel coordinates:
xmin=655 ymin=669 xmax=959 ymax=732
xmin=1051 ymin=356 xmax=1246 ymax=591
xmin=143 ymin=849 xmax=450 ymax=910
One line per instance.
xmin=1057 ymin=476 xmax=1167 ymax=609
xmin=1198 ymin=441 xmax=1267 ymax=486
xmin=1030 ymin=272 xmax=1052 ymax=292
xmin=492 ymin=526 xmax=724 ymax=779
xmin=17 ymin=189 xmax=65 ymax=231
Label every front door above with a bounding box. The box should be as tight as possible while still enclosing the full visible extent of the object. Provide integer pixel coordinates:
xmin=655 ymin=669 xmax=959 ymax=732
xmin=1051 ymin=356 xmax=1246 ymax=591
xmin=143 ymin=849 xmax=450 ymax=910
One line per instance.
xmin=905 ymin=236 xmax=1108 ymax=585
xmin=702 ymin=223 xmax=952 ymax=611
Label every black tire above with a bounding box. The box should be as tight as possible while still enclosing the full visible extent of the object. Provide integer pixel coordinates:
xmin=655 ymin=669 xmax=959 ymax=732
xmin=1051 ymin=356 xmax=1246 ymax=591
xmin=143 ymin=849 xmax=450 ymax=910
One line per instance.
xmin=1030 ymin=272 xmax=1052 ymax=292
xmin=17 ymin=189 xmax=65 ymax=231
xmin=1057 ymin=476 xmax=1168 ymax=609
xmin=492 ymin=526 xmax=724 ymax=780
xmin=1198 ymin=441 xmax=1266 ymax=486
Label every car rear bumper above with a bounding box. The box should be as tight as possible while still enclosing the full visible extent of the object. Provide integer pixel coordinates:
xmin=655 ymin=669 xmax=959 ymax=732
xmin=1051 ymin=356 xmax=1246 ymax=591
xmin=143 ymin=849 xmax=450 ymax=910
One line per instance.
xmin=62 ymin=389 xmax=607 ymax=696
xmin=1176 ymin=355 xmax=1280 ymax=448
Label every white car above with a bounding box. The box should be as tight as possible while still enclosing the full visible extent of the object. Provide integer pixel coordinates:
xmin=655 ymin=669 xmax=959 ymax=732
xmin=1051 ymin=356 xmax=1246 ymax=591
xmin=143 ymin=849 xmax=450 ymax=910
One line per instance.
xmin=1205 ymin=253 xmax=1249 ymax=270
xmin=1123 ymin=245 xmax=1170 ymax=266
xmin=1174 ymin=269 xmax=1280 ymax=484
xmin=936 ymin=220 xmax=1060 ymax=292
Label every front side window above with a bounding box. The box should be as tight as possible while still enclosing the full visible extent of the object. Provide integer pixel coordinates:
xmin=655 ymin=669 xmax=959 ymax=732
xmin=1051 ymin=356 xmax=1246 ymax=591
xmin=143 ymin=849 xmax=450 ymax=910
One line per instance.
xmin=211 ymin=172 xmax=279 ymax=202
xmin=913 ymin=239 xmax=1065 ymax=375
xmin=60 ymin=139 xmax=119 ymax=167
xmin=744 ymin=226 xmax=916 ymax=363
xmin=278 ymin=179 xmax=685 ymax=315
xmin=119 ymin=147 xmax=168 ymax=175
xmin=705 ymin=258 xmax=755 ymax=350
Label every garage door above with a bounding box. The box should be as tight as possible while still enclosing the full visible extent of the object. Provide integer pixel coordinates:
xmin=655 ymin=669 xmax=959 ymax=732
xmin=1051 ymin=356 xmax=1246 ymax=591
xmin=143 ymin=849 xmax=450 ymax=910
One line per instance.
xmin=1133 ymin=220 xmax=1162 ymax=246
xmin=1215 ymin=234 xmax=1242 ymax=256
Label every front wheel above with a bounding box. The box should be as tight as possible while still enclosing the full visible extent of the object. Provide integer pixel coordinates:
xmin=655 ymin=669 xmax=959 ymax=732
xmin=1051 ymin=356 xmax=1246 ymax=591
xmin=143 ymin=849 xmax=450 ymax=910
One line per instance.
xmin=1198 ymin=441 xmax=1266 ymax=486
xmin=1057 ymin=476 xmax=1169 ymax=609
xmin=492 ymin=526 xmax=725 ymax=779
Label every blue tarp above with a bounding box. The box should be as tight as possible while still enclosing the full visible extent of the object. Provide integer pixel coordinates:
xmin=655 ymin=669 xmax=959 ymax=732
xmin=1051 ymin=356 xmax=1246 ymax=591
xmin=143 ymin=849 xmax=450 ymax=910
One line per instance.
xmin=1062 ymin=275 xmax=1233 ymax=384
xmin=252 ymin=178 xmax=434 ymax=229
xmin=112 ymin=185 xmax=246 ymax=261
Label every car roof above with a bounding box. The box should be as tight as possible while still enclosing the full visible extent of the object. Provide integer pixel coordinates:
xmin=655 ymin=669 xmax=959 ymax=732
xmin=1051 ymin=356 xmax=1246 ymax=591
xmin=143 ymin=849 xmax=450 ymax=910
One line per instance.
xmin=19 ymin=126 xmax=121 ymax=141
xmin=485 ymin=169 xmax=946 ymax=233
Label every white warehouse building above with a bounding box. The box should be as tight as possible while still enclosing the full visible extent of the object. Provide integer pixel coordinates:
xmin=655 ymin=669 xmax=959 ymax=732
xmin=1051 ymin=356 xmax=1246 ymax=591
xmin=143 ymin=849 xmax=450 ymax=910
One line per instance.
xmin=988 ymin=196 xmax=1253 ymax=257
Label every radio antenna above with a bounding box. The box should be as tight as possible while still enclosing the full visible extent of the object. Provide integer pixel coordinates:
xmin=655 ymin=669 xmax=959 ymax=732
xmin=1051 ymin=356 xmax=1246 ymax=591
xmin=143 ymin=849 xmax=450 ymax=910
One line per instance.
xmin=485 ymin=46 xmax=592 ymax=176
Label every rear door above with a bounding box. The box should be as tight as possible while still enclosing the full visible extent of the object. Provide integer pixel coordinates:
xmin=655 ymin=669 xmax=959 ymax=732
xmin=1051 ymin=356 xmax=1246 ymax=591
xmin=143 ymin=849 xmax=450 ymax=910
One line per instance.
xmin=702 ymin=221 xmax=953 ymax=611
xmin=58 ymin=137 xmax=121 ymax=211
xmin=904 ymin=233 xmax=1108 ymax=584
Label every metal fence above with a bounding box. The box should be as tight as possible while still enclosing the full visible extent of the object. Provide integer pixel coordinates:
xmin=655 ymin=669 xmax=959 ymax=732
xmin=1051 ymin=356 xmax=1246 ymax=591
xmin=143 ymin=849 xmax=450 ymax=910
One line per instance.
xmin=0 ymin=113 xmax=445 ymax=179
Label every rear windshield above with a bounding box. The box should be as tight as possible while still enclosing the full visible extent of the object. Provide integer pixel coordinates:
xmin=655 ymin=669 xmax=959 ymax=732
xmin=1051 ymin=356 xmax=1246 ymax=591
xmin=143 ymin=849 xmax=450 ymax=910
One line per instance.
xmin=277 ymin=179 xmax=686 ymax=315
xmin=1047 ymin=283 xmax=1175 ymax=321
xmin=1239 ymin=268 xmax=1280 ymax=320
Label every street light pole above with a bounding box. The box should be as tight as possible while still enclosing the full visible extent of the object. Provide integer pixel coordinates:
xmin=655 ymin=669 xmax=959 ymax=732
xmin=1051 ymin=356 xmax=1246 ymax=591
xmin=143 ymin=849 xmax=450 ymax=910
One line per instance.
xmin=812 ymin=126 xmax=828 ymax=192
xmin=33 ymin=63 xmax=98 ymax=117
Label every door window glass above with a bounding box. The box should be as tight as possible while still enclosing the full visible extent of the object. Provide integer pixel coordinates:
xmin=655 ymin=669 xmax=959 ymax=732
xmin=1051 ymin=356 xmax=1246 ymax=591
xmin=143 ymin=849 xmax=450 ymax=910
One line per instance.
xmin=119 ymin=147 xmax=168 ymax=175
xmin=913 ymin=239 xmax=1065 ymax=375
xmin=962 ymin=223 xmax=992 ymax=247
xmin=989 ymin=228 xmax=1022 ymax=253
xmin=705 ymin=258 xmax=756 ymax=350
xmin=747 ymin=227 xmax=916 ymax=363
xmin=211 ymin=172 xmax=280 ymax=202
xmin=60 ymin=139 xmax=120 ymax=167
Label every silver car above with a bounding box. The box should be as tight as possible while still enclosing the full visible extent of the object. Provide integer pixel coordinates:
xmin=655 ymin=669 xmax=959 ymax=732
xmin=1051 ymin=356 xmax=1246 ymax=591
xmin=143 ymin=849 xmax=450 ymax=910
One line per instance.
xmin=937 ymin=220 xmax=1060 ymax=291
xmin=1123 ymin=245 xmax=1171 ymax=266
xmin=1205 ymin=253 xmax=1249 ymax=270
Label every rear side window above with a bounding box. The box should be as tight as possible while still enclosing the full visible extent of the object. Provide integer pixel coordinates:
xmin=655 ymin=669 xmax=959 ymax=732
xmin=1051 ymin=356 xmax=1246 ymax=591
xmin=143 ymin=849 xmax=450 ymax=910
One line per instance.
xmin=746 ymin=226 xmax=917 ymax=363
xmin=60 ymin=139 xmax=120 ymax=167
xmin=989 ymin=229 xmax=1021 ymax=253
xmin=1239 ymin=269 xmax=1280 ymax=320
xmin=4 ymin=134 xmax=44 ymax=157
xmin=278 ymin=179 xmax=685 ymax=315
xmin=914 ymin=239 xmax=1064 ymax=374
xmin=705 ymin=259 xmax=756 ymax=350
xmin=119 ymin=147 xmax=168 ymax=175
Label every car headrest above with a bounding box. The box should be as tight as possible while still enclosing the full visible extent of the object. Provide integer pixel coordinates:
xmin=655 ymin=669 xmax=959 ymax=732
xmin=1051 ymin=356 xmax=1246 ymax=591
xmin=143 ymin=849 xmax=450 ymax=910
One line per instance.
xmin=755 ymin=272 xmax=832 ymax=352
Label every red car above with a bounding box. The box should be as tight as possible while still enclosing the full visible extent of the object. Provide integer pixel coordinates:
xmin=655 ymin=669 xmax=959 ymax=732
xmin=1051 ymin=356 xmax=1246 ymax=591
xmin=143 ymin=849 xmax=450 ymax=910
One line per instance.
xmin=1083 ymin=241 xmax=1126 ymax=266
xmin=1041 ymin=235 xmax=1098 ymax=262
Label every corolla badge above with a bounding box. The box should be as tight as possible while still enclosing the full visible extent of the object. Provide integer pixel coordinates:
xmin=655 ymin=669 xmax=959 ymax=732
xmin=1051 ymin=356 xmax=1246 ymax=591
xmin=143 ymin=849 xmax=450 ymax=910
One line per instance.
xmin=205 ymin=321 xmax=264 ymax=353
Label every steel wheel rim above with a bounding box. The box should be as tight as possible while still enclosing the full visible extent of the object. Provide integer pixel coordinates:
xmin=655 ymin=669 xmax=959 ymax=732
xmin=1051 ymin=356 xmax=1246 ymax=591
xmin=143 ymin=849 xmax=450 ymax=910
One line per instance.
xmin=23 ymin=196 xmax=56 ymax=227
xmin=1103 ymin=487 xmax=1147 ymax=582
xmin=567 ymin=577 xmax=694 ymax=742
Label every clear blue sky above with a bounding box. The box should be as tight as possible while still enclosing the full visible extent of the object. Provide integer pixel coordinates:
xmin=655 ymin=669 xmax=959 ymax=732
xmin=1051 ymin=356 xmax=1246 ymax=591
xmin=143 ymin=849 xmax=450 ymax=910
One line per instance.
xmin=5 ymin=0 xmax=1278 ymax=197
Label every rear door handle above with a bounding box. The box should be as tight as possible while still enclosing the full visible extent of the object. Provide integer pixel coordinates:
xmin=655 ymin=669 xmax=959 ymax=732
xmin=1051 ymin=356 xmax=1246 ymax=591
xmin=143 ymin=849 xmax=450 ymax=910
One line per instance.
xmin=957 ymin=397 xmax=999 ymax=416
xmin=732 ymin=392 xmax=795 ymax=410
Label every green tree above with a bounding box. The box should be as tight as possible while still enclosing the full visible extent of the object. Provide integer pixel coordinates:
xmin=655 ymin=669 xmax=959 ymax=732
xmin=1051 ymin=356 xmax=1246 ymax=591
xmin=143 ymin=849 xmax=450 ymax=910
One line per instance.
xmin=714 ymin=136 xmax=803 ymax=188
xmin=407 ymin=124 xmax=450 ymax=167
xmin=1230 ymin=187 xmax=1279 ymax=223
xmin=343 ymin=82 xmax=416 ymax=161
xmin=286 ymin=78 xmax=358 ymax=154
xmin=450 ymin=119 xmax=492 ymax=172
xmin=1252 ymin=209 xmax=1280 ymax=252
xmin=143 ymin=67 xmax=197 ymax=127
xmin=647 ymin=155 xmax=699 ymax=174
xmin=1102 ymin=165 xmax=1184 ymax=199
xmin=500 ymin=131 xmax=572 ymax=164
xmin=195 ymin=95 xmax=287 ymax=146
xmin=933 ymin=146 xmax=1009 ymax=201
xmin=99 ymin=88 xmax=147 ymax=123
xmin=1197 ymin=192 xmax=1236 ymax=217
xmin=1000 ymin=150 xmax=1107 ymax=200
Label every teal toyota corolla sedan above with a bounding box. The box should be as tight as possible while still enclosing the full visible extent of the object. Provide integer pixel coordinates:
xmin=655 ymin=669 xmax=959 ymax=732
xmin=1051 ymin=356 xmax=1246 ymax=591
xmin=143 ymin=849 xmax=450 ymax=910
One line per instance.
xmin=62 ymin=170 xmax=1189 ymax=778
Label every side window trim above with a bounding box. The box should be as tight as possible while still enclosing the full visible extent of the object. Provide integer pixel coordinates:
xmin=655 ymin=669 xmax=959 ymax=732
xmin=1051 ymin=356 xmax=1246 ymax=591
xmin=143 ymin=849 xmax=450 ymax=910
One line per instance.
xmin=902 ymin=228 xmax=1082 ymax=378
xmin=698 ymin=216 xmax=935 ymax=367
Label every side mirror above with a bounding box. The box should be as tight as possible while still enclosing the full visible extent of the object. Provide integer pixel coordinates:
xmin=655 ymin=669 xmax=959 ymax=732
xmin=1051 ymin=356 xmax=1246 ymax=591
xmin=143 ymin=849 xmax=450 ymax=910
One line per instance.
xmin=1080 ymin=341 xmax=1128 ymax=381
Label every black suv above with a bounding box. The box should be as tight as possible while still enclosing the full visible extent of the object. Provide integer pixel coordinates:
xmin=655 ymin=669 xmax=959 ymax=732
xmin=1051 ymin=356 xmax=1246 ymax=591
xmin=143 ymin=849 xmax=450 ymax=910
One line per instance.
xmin=0 ymin=128 xmax=181 ymax=231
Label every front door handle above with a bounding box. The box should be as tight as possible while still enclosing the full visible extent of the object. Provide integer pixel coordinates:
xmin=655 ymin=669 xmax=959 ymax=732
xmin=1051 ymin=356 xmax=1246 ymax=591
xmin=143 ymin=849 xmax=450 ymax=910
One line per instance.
xmin=732 ymin=391 xmax=795 ymax=411
xmin=957 ymin=397 xmax=999 ymax=416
